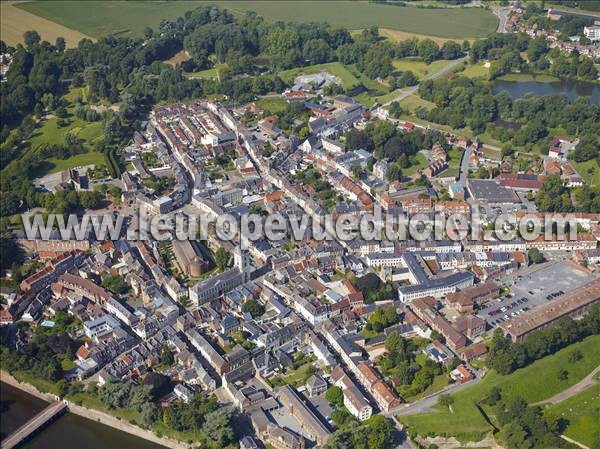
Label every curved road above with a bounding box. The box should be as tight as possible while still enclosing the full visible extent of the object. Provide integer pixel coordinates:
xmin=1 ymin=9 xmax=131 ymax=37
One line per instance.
xmin=382 ymin=56 xmax=468 ymax=107
xmin=533 ymin=365 xmax=600 ymax=406
xmin=491 ymin=5 xmax=511 ymax=33
xmin=388 ymin=371 xmax=484 ymax=418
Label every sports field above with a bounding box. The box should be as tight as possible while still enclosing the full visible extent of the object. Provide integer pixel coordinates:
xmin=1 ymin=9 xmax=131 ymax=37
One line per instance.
xmin=399 ymin=334 xmax=600 ymax=441
xmin=16 ymin=1 xmax=498 ymax=40
xmin=545 ymin=384 xmax=600 ymax=448
xmin=1 ymin=1 xmax=93 ymax=47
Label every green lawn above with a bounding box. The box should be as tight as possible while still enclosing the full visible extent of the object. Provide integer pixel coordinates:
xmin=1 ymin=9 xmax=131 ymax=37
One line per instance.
xmin=439 ymin=147 xmax=462 ymax=178
xmin=18 ymin=1 xmax=498 ymax=39
xmin=545 ymin=384 xmax=600 ymax=448
xmin=282 ymin=362 xmax=316 ymax=387
xmin=404 ymin=152 xmax=429 ymax=176
xmin=361 ymin=328 xmax=383 ymax=340
xmin=256 ymin=97 xmax=288 ymax=114
xmin=25 ymin=87 xmax=107 ymax=176
xmin=279 ymin=61 xmax=360 ymax=89
xmin=29 ymin=115 xmax=104 ymax=150
xmin=345 ymin=65 xmax=388 ymax=92
xmin=572 ymin=159 xmax=600 ymax=187
xmin=459 ymin=62 xmax=490 ymax=79
xmin=497 ymin=73 xmax=560 ymax=83
xmin=392 ymin=58 xmax=451 ymax=79
xmin=400 ymin=335 xmax=600 ymax=442
xmin=480 ymin=146 xmax=503 ymax=161
xmin=45 ymin=152 xmax=107 ymax=174
xmin=7 ymin=370 xmax=60 ymax=395
xmin=404 ymin=374 xmax=450 ymax=403
xmin=185 ymin=63 xmax=228 ymax=80
xmin=398 ymin=94 xmax=435 ymax=112
xmin=61 ymin=358 xmax=76 ymax=371
xmin=63 ymin=86 xmax=91 ymax=103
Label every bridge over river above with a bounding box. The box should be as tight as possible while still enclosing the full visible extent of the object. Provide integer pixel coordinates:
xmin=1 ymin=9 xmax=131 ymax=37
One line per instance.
xmin=1 ymin=400 xmax=67 ymax=449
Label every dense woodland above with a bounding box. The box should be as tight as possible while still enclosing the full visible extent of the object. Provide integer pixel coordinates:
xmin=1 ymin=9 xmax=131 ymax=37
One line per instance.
xmin=484 ymin=391 xmax=574 ymax=449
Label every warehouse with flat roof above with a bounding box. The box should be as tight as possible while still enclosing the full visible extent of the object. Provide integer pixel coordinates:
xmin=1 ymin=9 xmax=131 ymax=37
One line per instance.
xmin=467 ymin=179 xmax=520 ymax=203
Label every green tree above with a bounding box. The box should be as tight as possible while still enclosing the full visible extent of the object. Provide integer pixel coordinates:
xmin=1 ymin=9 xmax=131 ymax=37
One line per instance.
xmin=326 ymin=386 xmax=344 ymax=407
xmin=527 ymin=248 xmax=544 ymax=265
xmin=242 ymin=299 xmax=265 ymax=318
xmin=101 ymin=275 xmax=129 ymax=294
xmin=214 ymin=247 xmax=230 ymax=271
xmin=160 ymin=345 xmax=174 ymax=366
xmin=55 ymin=37 xmax=66 ymax=53
xmin=438 ymin=394 xmax=454 ymax=409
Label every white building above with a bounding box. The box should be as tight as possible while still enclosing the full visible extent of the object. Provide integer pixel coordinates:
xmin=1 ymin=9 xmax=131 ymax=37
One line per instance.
xmin=343 ymin=385 xmax=373 ymax=421
xmin=584 ymin=26 xmax=600 ymax=41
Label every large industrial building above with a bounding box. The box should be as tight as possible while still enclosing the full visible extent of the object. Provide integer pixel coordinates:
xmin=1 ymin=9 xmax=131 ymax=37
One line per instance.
xmin=499 ymin=278 xmax=600 ymax=342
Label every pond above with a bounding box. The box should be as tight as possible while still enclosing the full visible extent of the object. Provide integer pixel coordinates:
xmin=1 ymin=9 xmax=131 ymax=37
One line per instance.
xmin=492 ymin=78 xmax=600 ymax=103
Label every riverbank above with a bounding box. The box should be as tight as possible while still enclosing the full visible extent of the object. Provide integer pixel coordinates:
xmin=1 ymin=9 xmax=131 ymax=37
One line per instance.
xmin=0 ymin=371 xmax=186 ymax=449
xmin=497 ymin=73 xmax=560 ymax=82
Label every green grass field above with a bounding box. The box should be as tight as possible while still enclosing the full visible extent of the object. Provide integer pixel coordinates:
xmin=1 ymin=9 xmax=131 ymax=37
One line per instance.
xmin=497 ymin=73 xmax=560 ymax=83
xmin=45 ymin=152 xmax=106 ymax=174
xmin=399 ymin=94 xmax=436 ymax=112
xmin=17 ymin=1 xmax=498 ymax=40
xmin=25 ymin=88 xmax=107 ymax=176
xmin=440 ymin=147 xmax=462 ymax=178
xmin=256 ymin=97 xmax=288 ymax=114
xmin=404 ymin=152 xmax=429 ymax=176
xmin=459 ymin=62 xmax=490 ymax=79
xmin=405 ymin=374 xmax=450 ymax=402
xmin=392 ymin=58 xmax=451 ymax=79
xmin=278 ymin=62 xmax=361 ymax=89
xmin=185 ymin=63 xmax=228 ymax=80
xmin=480 ymin=146 xmax=503 ymax=161
xmin=545 ymin=384 xmax=600 ymax=448
xmin=399 ymin=335 xmax=600 ymax=441
xmin=572 ymin=159 xmax=600 ymax=187
xmin=29 ymin=115 xmax=104 ymax=150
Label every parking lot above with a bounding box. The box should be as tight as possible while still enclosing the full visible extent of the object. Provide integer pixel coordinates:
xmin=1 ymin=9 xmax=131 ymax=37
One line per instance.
xmin=478 ymin=261 xmax=594 ymax=328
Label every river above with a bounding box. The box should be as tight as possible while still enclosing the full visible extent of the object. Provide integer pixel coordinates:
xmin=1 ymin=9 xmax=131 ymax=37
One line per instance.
xmin=492 ymin=78 xmax=600 ymax=103
xmin=0 ymin=382 xmax=167 ymax=449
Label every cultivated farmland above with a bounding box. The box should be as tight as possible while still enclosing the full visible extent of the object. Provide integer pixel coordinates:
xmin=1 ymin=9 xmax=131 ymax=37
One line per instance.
xmin=16 ymin=0 xmax=498 ymax=40
xmin=1 ymin=1 xmax=93 ymax=47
